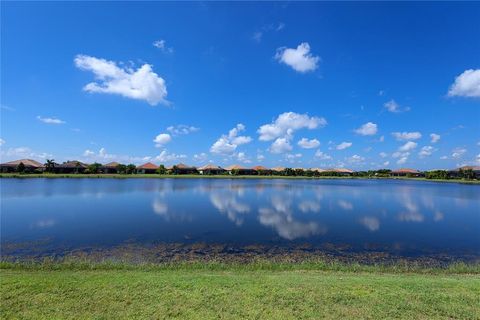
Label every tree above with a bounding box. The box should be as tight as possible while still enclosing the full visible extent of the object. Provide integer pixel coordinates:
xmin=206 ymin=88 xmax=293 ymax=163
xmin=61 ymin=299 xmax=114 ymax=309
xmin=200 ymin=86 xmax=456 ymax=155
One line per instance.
xmin=16 ymin=162 xmax=25 ymax=173
xmin=126 ymin=164 xmax=136 ymax=174
xmin=44 ymin=159 xmax=56 ymax=173
xmin=156 ymin=164 xmax=167 ymax=175
xmin=87 ymin=162 xmax=101 ymax=174
xmin=116 ymin=164 xmax=127 ymax=174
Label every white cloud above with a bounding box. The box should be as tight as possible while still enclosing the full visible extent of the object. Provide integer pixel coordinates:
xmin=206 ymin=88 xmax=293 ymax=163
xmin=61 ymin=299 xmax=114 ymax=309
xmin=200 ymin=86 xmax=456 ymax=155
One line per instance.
xmin=430 ymin=133 xmax=441 ymax=143
xmin=153 ymin=39 xmax=174 ymax=53
xmin=2 ymin=146 xmax=52 ymax=161
xmin=193 ymin=152 xmax=208 ymax=162
xmin=274 ymin=42 xmax=320 ymax=73
xmin=37 ymin=116 xmax=65 ymax=124
xmin=440 ymin=155 xmax=448 ymax=160
xmin=166 ymin=125 xmax=199 ymax=135
xmin=74 ymin=54 xmax=168 ymax=106
xmin=398 ymin=141 xmax=417 ymax=152
xmin=397 ymin=156 xmax=408 ymax=165
xmin=379 ymin=152 xmax=388 ymax=158
xmin=153 ymin=133 xmax=172 ymax=147
xmin=297 ymin=138 xmax=320 ymax=149
xmin=336 ymin=142 xmax=352 ymax=150
xmin=392 ymin=131 xmax=422 ymax=141
xmin=384 ymin=99 xmax=410 ymax=113
xmin=448 ymin=69 xmax=480 ymax=98
xmin=0 ymin=138 xmax=5 ymax=146
xmin=347 ymin=154 xmax=365 ymax=163
xmin=418 ymin=146 xmax=435 ymax=158
xmin=314 ymin=150 xmax=332 ymax=160
xmin=155 ymin=150 xmax=187 ymax=163
xmin=252 ymin=31 xmax=263 ymax=42
xmin=452 ymin=147 xmax=467 ymax=159
xmin=383 ymin=161 xmax=390 ymax=166
xmin=257 ymin=154 xmax=265 ymax=161
xmin=210 ymin=124 xmax=251 ymax=154
xmin=258 ymin=112 xmax=326 ymax=141
xmin=235 ymin=152 xmax=252 ymax=163
xmin=354 ymin=122 xmax=378 ymax=136
xmin=270 ymin=137 xmax=292 ymax=154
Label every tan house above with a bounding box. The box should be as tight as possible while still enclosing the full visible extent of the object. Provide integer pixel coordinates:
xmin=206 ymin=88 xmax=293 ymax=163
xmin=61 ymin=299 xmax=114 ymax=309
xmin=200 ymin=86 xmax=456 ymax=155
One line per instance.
xmin=252 ymin=165 xmax=271 ymax=175
xmin=136 ymin=162 xmax=158 ymax=174
xmin=198 ymin=164 xmax=225 ymax=175
xmin=225 ymin=164 xmax=256 ymax=175
xmin=171 ymin=163 xmax=197 ymax=174
xmin=55 ymin=161 xmax=88 ymax=174
xmin=391 ymin=168 xmax=421 ymax=177
xmin=101 ymin=161 xmax=121 ymax=174
xmin=0 ymin=159 xmax=44 ymax=173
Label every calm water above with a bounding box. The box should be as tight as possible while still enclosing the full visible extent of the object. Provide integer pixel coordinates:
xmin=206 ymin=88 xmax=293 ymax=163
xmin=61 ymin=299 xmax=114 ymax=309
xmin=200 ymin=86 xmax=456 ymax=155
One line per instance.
xmin=1 ymin=178 xmax=479 ymax=259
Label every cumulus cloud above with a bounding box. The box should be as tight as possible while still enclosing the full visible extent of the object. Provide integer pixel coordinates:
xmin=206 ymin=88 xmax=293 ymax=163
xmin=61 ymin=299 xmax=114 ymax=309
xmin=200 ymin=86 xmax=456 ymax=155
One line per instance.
xmin=258 ymin=112 xmax=326 ymax=141
xmin=274 ymin=42 xmax=320 ymax=73
xmin=193 ymin=153 xmax=208 ymax=162
xmin=448 ymin=69 xmax=480 ymax=98
xmin=384 ymin=99 xmax=410 ymax=113
xmin=314 ymin=150 xmax=332 ymax=160
xmin=37 ymin=116 xmax=65 ymax=124
xmin=430 ymin=133 xmax=441 ymax=143
xmin=336 ymin=142 xmax=352 ymax=150
xmin=166 ymin=125 xmax=199 ymax=136
xmin=153 ymin=39 xmax=174 ymax=53
xmin=347 ymin=154 xmax=365 ymax=163
xmin=392 ymin=131 xmax=422 ymax=141
xmin=452 ymin=147 xmax=467 ymax=159
xmin=398 ymin=141 xmax=418 ymax=152
xmin=297 ymin=138 xmax=320 ymax=149
xmin=354 ymin=122 xmax=377 ymax=136
xmin=210 ymin=124 xmax=252 ymax=154
xmin=2 ymin=146 xmax=52 ymax=161
xmin=74 ymin=54 xmax=168 ymax=106
xmin=0 ymin=138 xmax=5 ymax=146
xmin=418 ymin=146 xmax=435 ymax=158
xmin=379 ymin=152 xmax=388 ymax=158
xmin=155 ymin=150 xmax=187 ymax=163
xmin=270 ymin=137 xmax=293 ymax=154
xmin=153 ymin=133 xmax=172 ymax=147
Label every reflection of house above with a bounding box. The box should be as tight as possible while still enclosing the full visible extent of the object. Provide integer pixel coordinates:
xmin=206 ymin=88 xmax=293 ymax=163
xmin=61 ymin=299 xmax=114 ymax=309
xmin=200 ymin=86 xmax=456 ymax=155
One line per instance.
xmin=136 ymin=162 xmax=158 ymax=174
xmin=198 ymin=164 xmax=225 ymax=175
xmin=390 ymin=168 xmax=422 ymax=177
xmin=101 ymin=162 xmax=120 ymax=174
xmin=448 ymin=166 xmax=480 ymax=179
xmin=0 ymin=159 xmax=44 ymax=173
xmin=171 ymin=163 xmax=197 ymax=174
xmin=252 ymin=165 xmax=271 ymax=175
xmin=56 ymin=161 xmax=88 ymax=174
xmin=225 ymin=165 xmax=256 ymax=175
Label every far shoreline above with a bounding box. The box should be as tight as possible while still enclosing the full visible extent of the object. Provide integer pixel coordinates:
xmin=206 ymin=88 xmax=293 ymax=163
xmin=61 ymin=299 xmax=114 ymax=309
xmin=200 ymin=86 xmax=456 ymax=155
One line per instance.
xmin=1 ymin=173 xmax=479 ymax=184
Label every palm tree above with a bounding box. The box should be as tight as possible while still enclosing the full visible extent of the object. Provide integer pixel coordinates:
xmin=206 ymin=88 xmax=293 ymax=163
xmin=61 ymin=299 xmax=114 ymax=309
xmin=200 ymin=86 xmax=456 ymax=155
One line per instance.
xmin=45 ymin=159 xmax=55 ymax=173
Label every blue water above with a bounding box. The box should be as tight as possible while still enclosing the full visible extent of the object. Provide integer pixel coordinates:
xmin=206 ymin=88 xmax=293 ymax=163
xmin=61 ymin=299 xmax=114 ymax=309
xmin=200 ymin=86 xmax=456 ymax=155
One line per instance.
xmin=1 ymin=178 xmax=479 ymax=258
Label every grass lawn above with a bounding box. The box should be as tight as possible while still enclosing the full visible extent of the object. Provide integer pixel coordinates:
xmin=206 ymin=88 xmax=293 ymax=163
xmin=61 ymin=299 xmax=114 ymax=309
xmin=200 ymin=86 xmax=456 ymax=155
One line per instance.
xmin=2 ymin=263 xmax=479 ymax=319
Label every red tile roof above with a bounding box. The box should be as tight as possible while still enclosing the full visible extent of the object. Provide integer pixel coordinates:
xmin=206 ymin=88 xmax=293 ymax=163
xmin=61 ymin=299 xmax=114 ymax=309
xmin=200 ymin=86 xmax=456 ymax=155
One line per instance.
xmin=391 ymin=168 xmax=420 ymax=174
xmin=137 ymin=162 xmax=158 ymax=169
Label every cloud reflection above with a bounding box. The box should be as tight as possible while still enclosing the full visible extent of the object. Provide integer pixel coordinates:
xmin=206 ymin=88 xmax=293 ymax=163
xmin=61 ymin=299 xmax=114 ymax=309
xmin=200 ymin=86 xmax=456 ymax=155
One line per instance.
xmin=359 ymin=216 xmax=380 ymax=232
xmin=210 ymin=193 xmax=250 ymax=226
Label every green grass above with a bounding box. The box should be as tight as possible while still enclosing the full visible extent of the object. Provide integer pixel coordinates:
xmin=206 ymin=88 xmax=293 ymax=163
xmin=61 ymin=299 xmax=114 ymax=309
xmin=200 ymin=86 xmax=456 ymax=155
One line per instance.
xmin=1 ymin=173 xmax=479 ymax=184
xmin=2 ymin=262 xmax=479 ymax=319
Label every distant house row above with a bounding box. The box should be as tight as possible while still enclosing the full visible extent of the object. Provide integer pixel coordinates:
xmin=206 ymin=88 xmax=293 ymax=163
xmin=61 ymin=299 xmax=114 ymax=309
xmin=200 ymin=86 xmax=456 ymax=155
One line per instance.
xmin=1 ymin=158 xmax=479 ymax=179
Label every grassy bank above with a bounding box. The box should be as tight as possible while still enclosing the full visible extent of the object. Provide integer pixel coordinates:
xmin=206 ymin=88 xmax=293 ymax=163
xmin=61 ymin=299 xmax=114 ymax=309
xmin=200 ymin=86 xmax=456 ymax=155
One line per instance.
xmin=1 ymin=173 xmax=479 ymax=184
xmin=2 ymin=262 xmax=479 ymax=319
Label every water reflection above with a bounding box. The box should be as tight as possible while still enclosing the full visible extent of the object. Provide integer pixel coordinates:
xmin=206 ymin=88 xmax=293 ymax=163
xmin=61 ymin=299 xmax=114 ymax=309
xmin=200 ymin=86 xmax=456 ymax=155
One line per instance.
xmin=1 ymin=178 xmax=479 ymax=259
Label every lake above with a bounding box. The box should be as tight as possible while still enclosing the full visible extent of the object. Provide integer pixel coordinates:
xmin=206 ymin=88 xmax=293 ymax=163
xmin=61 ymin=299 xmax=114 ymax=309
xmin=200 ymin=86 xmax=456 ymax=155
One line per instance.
xmin=1 ymin=178 xmax=479 ymax=262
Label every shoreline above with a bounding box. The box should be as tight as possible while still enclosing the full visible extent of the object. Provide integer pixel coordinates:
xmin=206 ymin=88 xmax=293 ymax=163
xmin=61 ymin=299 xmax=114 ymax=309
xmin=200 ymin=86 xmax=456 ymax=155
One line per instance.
xmin=1 ymin=173 xmax=479 ymax=184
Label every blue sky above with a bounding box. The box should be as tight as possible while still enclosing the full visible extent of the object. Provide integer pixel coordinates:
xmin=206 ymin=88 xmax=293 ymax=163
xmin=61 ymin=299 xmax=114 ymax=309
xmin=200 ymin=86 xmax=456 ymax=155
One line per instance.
xmin=1 ymin=2 xmax=479 ymax=170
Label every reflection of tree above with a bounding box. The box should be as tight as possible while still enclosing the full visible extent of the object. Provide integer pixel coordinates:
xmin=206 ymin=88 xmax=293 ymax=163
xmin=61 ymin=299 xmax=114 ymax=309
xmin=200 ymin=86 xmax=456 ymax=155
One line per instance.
xmin=258 ymin=196 xmax=326 ymax=240
xmin=210 ymin=193 xmax=250 ymax=226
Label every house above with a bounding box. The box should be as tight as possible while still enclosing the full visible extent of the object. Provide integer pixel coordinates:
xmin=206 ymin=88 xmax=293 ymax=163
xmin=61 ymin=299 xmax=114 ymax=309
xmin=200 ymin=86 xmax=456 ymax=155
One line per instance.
xmin=252 ymin=165 xmax=271 ymax=175
xmin=225 ymin=164 xmax=256 ymax=175
xmin=198 ymin=164 xmax=225 ymax=175
xmin=390 ymin=168 xmax=422 ymax=177
xmin=323 ymin=168 xmax=355 ymax=176
xmin=271 ymin=167 xmax=286 ymax=173
xmin=55 ymin=161 xmax=88 ymax=174
xmin=0 ymin=159 xmax=44 ymax=173
xmin=448 ymin=166 xmax=480 ymax=179
xmin=171 ymin=163 xmax=197 ymax=174
xmin=101 ymin=162 xmax=121 ymax=174
xmin=136 ymin=162 xmax=158 ymax=174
